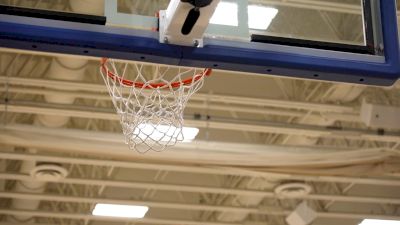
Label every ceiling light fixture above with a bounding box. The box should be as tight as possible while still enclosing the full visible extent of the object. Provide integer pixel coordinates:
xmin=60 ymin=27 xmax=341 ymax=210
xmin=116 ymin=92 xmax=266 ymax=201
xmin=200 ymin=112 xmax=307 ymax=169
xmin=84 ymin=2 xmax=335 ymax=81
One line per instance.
xmin=210 ymin=1 xmax=238 ymax=26
xmin=248 ymin=5 xmax=278 ymax=30
xmin=359 ymin=219 xmax=400 ymax=225
xmin=210 ymin=2 xmax=278 ymax=30
xmin=92 ymin=203 xmax=149 ymax=218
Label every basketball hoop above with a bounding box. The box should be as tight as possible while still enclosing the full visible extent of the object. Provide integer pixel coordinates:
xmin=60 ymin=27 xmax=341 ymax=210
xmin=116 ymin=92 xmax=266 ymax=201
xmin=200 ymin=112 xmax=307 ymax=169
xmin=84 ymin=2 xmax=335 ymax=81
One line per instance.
xmin=100 ymin=58 xmax=211 ymax=153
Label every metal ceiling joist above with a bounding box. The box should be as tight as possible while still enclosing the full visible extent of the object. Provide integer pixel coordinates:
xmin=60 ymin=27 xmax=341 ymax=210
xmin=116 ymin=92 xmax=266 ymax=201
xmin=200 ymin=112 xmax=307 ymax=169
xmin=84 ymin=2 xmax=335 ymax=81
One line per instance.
xmin=0 ymin=103 xmax=397 ymax=142
xmin=1 ymin=151 xmax=400 ymax=187
xmin=1 ymin=172 xmax=400 ymax=207
xmin=0 ymin=76 xmax=355 ymax=113
xmin=0 ymin=207 xmax=399 ymax=222
xmin=0 ymin=209 xmax=240 ymax=225
xmin=1 ymin=191 xmax=265 ymax=215
xmin=1 ymin=189 xmax=399 ymax=211
xmin=0 ymin=172 xmax=271 ymax=197
xmin=0 ymin=85 xmax=345 ymax=119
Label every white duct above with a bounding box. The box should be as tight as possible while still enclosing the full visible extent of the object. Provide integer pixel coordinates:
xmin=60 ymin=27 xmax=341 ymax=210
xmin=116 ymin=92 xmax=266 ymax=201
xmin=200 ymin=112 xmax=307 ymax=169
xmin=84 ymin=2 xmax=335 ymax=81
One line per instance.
xmin=9 ymin=0 xmax=103 ymax=219
xmin=36 ymin=57 xmax=88 ymax=127
xmin=9 ymin=160 xmax=45 ymax=222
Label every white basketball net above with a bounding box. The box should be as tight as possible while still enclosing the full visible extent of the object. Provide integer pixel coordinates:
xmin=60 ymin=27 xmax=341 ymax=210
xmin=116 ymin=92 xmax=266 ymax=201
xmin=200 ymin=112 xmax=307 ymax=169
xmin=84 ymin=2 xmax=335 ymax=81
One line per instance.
xmin=100 ymin=59 xmax=210 ymax=153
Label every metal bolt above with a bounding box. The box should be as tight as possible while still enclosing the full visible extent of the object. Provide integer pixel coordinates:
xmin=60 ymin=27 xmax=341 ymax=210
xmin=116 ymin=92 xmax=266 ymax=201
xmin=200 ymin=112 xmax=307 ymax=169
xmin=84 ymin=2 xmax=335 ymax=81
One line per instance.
xmin=163 ymin=37 xmax=169 ymax=44
xmin=193 ymin=40 xmax=199 ymax=47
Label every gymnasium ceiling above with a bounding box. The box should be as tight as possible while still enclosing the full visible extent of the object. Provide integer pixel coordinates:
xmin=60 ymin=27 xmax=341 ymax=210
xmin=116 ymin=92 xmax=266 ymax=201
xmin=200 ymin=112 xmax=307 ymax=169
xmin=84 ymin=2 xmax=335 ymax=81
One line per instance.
xmin=0 ymin=1 xmax=399 ymax=225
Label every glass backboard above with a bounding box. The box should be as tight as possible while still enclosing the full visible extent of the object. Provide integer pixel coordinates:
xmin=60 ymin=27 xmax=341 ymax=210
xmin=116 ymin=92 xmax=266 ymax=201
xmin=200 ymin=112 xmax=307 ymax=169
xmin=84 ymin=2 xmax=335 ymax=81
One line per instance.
xmin=0 ymin=0 xmax=398 ymax=85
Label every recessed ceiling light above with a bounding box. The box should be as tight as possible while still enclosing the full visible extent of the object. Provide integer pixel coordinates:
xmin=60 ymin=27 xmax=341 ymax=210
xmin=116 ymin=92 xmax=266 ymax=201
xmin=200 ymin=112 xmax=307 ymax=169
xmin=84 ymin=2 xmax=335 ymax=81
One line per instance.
xmin=92 ymin=203 xmax=149 ymax=218
xmin=359 ymin=219 xmax=400 ymax=225
xmin=134 ymin=124 xmax=199 ymax=142
xmin=248 ymin=5 xmax=278 ymax=30
xmin=210 ymin=1 xmax=238 ymax=26
xmin=210 ymin=2 xmax=278 ymax=30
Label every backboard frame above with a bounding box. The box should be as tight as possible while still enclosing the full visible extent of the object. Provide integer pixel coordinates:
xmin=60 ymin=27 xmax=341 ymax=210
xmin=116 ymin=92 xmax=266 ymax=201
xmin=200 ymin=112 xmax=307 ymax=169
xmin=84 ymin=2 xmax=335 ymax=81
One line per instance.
xmin=0 ymin=0 xmax=398 ymax=86
xmin=251 ymin=0 xmax=377 ymax=55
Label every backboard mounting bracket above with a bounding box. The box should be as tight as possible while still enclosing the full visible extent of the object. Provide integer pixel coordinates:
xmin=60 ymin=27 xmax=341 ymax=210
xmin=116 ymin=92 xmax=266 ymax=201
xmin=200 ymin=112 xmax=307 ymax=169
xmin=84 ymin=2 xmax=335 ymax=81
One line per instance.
xmin=159 ymin=10 xmax=204 ymax=47
xmin=158 ymin=0 xmax=220 ymax=47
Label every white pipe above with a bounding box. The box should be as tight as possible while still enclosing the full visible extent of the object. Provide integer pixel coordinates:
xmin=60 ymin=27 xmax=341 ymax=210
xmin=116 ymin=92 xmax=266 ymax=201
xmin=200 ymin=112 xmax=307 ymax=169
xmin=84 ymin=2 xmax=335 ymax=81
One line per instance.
xmin=1 ymin=124 xmax=399 ymax=166
xmin=2 ymin=173 xmax=400 ymax=204
xmin=9 ymin=0 xmax=104 ymax=221
xmin=9 ymin=57 xmax=87 ymax=220
xmin=2 ymin=151 xmax=399 ymax=187
xmin=2 ymin=191 xmax=400 ymax=213
xmin=9 ymin=160 xmax=45 ymax=222
xmin=10 ymin=53 xmax=89 ymax=222
xmin=1 ymin=107 xmax=396 ymax=143
xmin=36 ymin=57 xmax=87 ymax=127
xmin=0 ymin=76 xmax=356 ymax=113
xmin=1 ymin=207 xmax=400 ymax=222
xmin=9 ymin=57 xmax=86 ymax=220
xmin=2 ymin=209 xmax=241 ymax=225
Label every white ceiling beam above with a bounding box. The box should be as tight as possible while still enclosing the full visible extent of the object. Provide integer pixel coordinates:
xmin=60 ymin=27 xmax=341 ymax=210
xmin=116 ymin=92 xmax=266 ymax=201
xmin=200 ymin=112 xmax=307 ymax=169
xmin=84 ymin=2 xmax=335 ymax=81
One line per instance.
xmin=0 ymin=76 xmax=355 ymax=113
xmin=0 ymin=172 xmax=268 ymax=197
xmin=0 ymin=223 xmax=57 ymax=225
xmin=1 ymin=190 xmax=400 ymax=213
xmin=0 ymin=86 xmax=309 ymax=118
xmin=0 ymin=209 xmax=239 ymax=225
xmin=0 ymin=123 xmax=381 ymax=157
xmin=0 ymin=125 xmax=399 ymax=184
xmin=1 ymin=103 xmax=393 ymax=142
xmin=1 ymin=207 xmax=400 ymax=222
xmin=0 ymin=191 xmax=275 ymax=215
xmin=0 ymin=223 xmax=55 ymax=225
xmin=1 ymin=174 xmax=400 ymax=205
xmin=2 ymin=151 xmax=400 ymax=187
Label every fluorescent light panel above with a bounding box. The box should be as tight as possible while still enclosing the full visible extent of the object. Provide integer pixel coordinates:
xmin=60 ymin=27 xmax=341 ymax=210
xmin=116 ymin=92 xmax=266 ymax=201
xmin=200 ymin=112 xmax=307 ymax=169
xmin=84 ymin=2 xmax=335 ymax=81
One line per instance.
xmin=135 ymin=123 xmax=199 ymax=142
xmin=210 ymin=2 xmax=238 ymax=26
xmin=359 ymin=220 xmax=400 ymax=225
xmin=92 ymin=203 xmax=148 ymax=218
xmin=248 ymin=5 xmax=278 ymax=30
xmin=210 ymin=2 xmax=278 ymax=30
